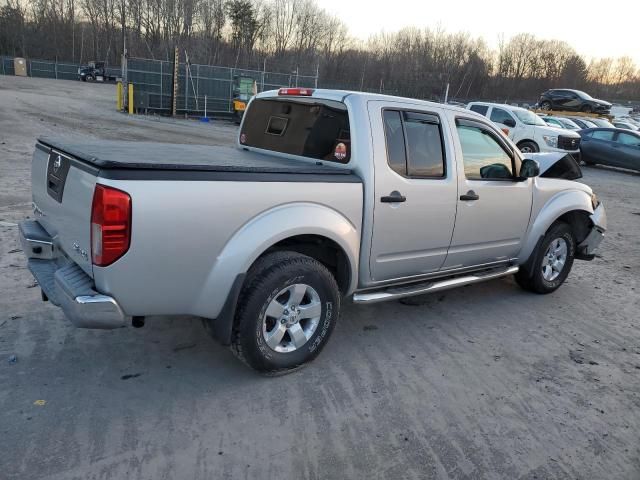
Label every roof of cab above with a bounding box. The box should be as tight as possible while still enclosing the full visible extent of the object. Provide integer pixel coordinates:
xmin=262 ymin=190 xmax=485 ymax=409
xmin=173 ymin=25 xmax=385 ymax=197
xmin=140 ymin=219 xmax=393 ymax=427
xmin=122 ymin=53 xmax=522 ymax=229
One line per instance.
xmin=255 ymin=88 xmax=473 ymax=117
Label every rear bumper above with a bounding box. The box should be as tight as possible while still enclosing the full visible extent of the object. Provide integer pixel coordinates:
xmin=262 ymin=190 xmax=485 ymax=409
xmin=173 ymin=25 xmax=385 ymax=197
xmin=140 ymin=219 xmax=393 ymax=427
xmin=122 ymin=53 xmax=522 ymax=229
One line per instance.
xmin=20 ymin=220 xmax=128 ymax=329
xmin=577 ymin=203 xmax=606 ymax=259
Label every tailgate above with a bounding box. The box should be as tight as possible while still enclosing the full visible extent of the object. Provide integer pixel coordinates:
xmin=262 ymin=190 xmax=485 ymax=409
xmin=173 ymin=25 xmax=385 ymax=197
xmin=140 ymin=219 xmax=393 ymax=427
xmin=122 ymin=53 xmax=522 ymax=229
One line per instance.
xmin=31 ymin=143 xmax=97 ymax=277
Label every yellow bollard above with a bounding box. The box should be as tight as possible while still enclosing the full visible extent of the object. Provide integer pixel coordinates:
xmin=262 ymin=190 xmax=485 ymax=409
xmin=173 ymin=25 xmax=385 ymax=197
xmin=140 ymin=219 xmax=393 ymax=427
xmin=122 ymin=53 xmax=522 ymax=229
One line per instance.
xmin=116 ymin=81 xmax=123 ymax=111
xmin=128 ymin=83 xmax=134 ymax=115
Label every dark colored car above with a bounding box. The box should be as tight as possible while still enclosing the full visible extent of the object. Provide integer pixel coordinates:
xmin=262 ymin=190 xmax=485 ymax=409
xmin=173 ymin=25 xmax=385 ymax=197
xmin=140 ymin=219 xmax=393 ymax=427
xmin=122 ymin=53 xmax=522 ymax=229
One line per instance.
xmin=579 ymin=128 xmax=640 ymax=171
xmin=539 ymin=89 xmax=612 ymax=114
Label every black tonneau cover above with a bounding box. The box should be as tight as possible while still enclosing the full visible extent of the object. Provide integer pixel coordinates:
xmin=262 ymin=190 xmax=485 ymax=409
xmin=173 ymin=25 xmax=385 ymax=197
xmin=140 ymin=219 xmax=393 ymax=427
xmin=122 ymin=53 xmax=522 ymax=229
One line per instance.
xmin=37 ymin=137 xmax=355 ymax=177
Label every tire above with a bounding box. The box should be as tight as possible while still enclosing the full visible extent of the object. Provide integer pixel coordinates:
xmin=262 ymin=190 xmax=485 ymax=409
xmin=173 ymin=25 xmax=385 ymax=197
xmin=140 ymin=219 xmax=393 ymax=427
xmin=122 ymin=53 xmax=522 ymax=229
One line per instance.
xmin=231 ymin=251 xmax=340 ymax=373
xmin=540 ymin=101 xmax=552 ymax=110
xmin=518 ymin=141 xmax=539 ymax=154
xmin=581 ymin=105 xmax=592 ymax=113
xmin=515 ymin=222 xmax=576 ymax=294
xmin=86 ymin=75 xmax=95 ymax=82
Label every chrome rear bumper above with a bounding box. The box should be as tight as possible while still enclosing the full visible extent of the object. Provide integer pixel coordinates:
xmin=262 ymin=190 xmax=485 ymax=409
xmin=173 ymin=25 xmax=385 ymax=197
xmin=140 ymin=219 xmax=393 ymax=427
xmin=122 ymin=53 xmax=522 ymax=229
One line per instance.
xmin=20 ymin=220 xmax=128 ymax=329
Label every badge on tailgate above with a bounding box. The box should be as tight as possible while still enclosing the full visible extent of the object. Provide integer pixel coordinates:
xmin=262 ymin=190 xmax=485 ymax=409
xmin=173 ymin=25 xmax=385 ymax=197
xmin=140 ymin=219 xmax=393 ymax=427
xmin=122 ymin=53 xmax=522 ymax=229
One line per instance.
xmin=47 ymin=151 xmax=71 ymax=203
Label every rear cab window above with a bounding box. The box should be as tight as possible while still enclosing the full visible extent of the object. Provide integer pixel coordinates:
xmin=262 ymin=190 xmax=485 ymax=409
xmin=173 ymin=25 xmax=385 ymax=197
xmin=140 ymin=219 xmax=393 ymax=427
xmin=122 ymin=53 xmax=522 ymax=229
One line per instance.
xmin=239 ymin=96 xmax=351 ymax=163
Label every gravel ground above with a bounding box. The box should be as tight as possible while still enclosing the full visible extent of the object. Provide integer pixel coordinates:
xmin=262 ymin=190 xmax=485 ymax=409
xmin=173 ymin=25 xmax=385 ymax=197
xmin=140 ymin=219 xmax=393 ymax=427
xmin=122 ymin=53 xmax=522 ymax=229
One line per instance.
xmin=1 ymin=75 xmax=639 ymax=480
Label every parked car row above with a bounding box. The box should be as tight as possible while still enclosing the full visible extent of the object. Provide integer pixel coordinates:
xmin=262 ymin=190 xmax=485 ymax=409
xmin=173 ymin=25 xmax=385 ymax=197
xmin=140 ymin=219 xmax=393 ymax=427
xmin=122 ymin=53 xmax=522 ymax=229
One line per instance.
xmin=466 ymin=102 xmax=581 ymax=155
xmin=458 ymin=87 xmax=638 ymax=172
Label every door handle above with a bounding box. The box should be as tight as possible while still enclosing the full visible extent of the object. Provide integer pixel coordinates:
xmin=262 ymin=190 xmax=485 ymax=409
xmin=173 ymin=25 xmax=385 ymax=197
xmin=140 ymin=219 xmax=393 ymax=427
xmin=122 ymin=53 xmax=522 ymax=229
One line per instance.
xmin=380 ymin=191 xmax=406 ymax=203
xmin=460 ymin=190 xmax=479 ymax=201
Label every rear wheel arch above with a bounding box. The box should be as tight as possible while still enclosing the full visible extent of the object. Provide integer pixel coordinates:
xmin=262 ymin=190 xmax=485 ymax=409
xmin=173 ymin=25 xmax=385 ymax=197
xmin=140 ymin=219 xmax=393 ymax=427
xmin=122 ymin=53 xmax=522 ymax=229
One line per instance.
xmin=259 ymin=234 xmax=352 ymax=296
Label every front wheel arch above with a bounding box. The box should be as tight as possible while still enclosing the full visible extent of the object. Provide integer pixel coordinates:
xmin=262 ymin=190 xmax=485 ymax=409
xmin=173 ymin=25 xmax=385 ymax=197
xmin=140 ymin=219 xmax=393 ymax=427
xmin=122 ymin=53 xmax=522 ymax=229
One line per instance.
xmin=519 ymin=208 xmax=593 ymax=276
xmin=517 ymin=140 xmax=539 ymax=153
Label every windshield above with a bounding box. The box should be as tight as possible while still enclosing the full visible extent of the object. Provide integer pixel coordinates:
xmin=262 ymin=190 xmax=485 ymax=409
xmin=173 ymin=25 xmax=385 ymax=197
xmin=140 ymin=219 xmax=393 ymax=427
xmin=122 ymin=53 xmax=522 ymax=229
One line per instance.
xmin=559 ymin=118 xmax=580 ymax=130
xmin=513 ymin=109 xmax=547 ymax=126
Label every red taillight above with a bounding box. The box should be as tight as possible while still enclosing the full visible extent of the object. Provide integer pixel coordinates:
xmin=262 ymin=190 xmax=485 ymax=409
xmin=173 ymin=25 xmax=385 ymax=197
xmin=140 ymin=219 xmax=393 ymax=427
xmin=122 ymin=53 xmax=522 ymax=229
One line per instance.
xmin=91 ymin=184 xmax=131 ymax=266
xmin=278 ymin=87 xmax=314 ymax=96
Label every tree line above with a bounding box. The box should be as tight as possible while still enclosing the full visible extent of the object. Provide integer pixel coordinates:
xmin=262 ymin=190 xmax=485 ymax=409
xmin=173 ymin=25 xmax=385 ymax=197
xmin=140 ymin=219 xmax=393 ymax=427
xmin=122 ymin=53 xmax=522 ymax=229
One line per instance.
xmin=1 ymin=0 xmax=639 ymax=103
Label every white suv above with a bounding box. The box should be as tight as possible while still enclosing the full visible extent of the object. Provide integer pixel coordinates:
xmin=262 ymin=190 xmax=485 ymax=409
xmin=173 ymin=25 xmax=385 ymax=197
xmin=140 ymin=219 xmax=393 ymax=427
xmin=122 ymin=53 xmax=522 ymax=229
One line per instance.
xmin=467 ymin=102 xmax=581 ymax=154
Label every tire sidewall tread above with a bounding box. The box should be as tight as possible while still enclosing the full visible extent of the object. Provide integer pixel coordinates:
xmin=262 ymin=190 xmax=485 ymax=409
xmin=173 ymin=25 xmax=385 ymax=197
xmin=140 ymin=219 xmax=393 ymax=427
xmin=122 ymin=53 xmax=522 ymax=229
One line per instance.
xmin=518 ymin=222 xmax=576 ymax=294
xmin=231 ymin=251 xmax=340 ymax=373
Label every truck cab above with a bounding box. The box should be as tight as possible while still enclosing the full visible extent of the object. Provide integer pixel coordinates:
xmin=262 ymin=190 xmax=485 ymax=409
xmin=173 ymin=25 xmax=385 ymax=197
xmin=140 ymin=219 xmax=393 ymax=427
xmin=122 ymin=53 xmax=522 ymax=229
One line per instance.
xmin=466 ymin=102 xmax=581 ymax=155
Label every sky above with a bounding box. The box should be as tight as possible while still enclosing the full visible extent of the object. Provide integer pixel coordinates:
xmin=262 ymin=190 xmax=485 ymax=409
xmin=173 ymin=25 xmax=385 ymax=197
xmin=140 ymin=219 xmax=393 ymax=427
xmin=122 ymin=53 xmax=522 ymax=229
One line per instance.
xmin=314 ymin=0 xmax=639 ymax=64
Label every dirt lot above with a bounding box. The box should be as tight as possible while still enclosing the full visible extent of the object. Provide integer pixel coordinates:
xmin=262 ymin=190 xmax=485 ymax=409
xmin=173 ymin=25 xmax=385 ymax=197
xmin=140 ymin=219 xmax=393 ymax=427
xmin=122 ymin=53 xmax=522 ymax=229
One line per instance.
xmin=1 ymin=75 xmax=639 ymax=480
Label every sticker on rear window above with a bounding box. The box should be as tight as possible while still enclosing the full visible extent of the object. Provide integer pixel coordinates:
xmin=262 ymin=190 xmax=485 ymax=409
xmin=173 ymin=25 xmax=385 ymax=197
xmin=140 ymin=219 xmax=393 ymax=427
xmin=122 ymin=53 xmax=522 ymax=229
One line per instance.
xmin=240 ymin=133 xmax=247 ymax=144
xmin=334 ymin=142 xmax=347 ymax=161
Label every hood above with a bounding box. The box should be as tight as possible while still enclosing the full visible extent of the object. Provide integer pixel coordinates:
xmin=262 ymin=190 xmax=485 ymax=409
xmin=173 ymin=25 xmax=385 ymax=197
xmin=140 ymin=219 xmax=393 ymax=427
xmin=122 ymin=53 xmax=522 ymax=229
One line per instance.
xmin=594 ymin=99 xmax=612 ymax=107
xmin=538 ymin=125 xmax=580 ymax=137
xmin=523 ymin=152 xmax=583 ymax=180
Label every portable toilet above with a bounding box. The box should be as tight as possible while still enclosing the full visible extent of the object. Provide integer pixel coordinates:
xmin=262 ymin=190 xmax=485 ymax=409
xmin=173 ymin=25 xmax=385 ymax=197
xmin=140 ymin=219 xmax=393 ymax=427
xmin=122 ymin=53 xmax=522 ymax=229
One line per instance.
xmin=14 ymin=58 xmax=27 ymax=76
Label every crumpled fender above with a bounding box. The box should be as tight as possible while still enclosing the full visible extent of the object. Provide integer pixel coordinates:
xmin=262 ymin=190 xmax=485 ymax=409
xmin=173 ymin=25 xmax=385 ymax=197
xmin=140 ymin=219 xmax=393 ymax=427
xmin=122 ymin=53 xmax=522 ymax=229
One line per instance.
xmin=519 ymin=189 xmax=594 ymax=264
xmin=193 ymin=202 xmax=360 ymax=319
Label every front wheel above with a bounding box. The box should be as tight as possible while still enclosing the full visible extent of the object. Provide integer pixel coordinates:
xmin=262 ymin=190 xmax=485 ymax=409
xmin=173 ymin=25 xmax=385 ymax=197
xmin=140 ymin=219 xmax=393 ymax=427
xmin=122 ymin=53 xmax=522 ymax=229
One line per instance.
xmin=540 ymin=101 xmax=552 ymax=110
xmin=581 ymin=105 xmax=593 ymax=113
xmin=231 ymin=251 xmax=340 ymax=373
xmin=515 ymin=222 xmax=576 ymax=294
xmin=518 ymin=141 xmax=539 ymax=154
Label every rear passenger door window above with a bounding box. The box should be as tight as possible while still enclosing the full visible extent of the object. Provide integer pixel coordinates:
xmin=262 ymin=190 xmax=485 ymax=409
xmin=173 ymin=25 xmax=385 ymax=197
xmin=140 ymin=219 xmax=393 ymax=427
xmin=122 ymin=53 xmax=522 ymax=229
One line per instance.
xmin=469 ymin=105 xmax=489 ymax=116
xmin=382 ymin=110 xmax=445 ymax=178
xmin=617 ymin=132 xmax=640 ymax=147
xmin=455 ymin=121 xmax=514 ymax=180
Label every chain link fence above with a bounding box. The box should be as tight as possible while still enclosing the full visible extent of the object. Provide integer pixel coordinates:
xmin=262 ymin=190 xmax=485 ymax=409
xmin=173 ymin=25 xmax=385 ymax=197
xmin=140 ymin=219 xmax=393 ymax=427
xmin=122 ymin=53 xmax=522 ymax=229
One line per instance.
xmin=1 ymin=55 xmax=120 ymax=80
xmin=126 ymin=57 xmax=317 ymax=115
xmin=1 ymin=54 xmax=318 ymax=116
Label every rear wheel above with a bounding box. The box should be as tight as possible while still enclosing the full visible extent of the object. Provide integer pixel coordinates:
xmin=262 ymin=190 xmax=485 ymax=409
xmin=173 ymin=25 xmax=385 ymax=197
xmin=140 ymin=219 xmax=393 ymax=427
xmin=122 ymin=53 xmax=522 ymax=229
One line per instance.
xmin=518 ymin=141 xmax=539 ymax=154
xmin=231 ymin=251 xmax=340 ymax=373
xmin=516 ymin=222 xmax=576 ymax=294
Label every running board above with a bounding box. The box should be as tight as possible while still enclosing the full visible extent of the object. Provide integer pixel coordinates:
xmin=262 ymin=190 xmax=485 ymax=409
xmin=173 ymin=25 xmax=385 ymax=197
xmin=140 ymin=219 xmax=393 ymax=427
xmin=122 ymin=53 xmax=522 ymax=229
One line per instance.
xmin=353 ymin=266 xmax=519 ymax=304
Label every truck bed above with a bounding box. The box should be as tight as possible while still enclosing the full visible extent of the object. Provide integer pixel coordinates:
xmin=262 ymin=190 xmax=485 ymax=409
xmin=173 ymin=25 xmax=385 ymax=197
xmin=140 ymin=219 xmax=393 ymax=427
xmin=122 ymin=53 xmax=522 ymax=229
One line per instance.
xmin=38 ymin=137 xmax=358 ymax=180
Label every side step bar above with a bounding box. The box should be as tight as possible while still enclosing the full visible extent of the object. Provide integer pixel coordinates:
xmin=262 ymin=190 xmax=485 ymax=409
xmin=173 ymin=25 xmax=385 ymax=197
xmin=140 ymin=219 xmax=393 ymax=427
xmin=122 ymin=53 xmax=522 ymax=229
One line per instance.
xmin=353 ymin=266 xmax=519 ymax=304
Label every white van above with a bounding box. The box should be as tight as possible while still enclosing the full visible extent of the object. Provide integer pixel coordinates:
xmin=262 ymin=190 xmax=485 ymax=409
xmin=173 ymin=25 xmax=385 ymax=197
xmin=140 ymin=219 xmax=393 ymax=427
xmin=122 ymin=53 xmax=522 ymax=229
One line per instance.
xmin=467 ymin=102 xmax=581 ymax=154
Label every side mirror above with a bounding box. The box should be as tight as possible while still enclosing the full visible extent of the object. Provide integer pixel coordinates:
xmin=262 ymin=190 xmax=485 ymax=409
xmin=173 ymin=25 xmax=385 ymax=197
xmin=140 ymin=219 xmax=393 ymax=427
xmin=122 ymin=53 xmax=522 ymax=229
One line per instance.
xmin=519 ymin=159 xmax=540 ymax=179
xmin=504 ymin=118 xmax=516 ymax=128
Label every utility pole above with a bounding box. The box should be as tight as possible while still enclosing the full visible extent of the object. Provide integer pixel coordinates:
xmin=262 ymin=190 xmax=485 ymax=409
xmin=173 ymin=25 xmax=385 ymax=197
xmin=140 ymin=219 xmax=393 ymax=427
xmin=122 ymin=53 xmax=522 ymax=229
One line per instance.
xmin=171 ymin=47 xmax=179 ymax=117
xmin=444 ymin=82 xmax=450 ymax=104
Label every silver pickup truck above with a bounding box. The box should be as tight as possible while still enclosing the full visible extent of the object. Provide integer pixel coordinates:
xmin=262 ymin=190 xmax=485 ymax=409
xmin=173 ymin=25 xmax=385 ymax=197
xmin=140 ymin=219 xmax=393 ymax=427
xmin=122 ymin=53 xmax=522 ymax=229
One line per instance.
xmin=19 ymin=88 xmax=606 ymax=373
